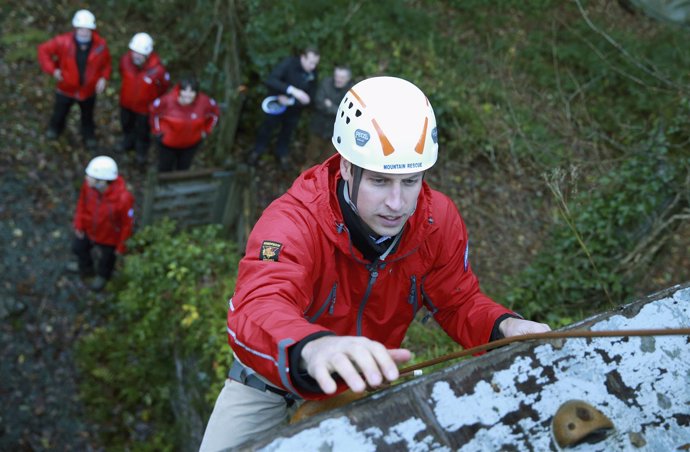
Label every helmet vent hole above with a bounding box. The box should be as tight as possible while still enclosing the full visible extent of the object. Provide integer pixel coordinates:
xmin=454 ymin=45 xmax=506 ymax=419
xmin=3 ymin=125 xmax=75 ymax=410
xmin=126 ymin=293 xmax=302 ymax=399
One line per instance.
xmin=337 ymin=136 xmax=341 ymax=144
xmin=355 ymin=109 xmax=362 ymax=117
xmin=346 ymin=117 xmax=350 ymax=124
xmin=348 ymin=102 xmax=353 ymax=109
xmin=567 ymin=422 xmax=576 ymax=431
xmin=340 ymin=111 xmax=344 ymax=118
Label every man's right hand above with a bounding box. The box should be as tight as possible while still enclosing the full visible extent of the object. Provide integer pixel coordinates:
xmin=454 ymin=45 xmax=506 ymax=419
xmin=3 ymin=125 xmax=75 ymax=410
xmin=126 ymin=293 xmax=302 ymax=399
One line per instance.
xmin=300 ymin=336 xmax=411 ymax=394
xmin=53 ymin=69 xmax=63 ymax=81
xmin=293 ymin=89 xmax=311 ymax=105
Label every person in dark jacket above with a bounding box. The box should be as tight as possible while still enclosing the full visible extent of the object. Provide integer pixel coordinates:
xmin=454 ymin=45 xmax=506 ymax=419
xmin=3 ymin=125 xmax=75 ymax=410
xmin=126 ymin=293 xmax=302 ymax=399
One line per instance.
xmin=248 ymin=46 xmax=320 ymax=170
xmin=149 ymin=75 xmax=220 ymax=172
xmin=67 ymin=156 xmax=134 ymax=292
xmin=118 ymin=32 xmax=170 ymax=166
xmin=200 ymin=76 xmax=551 ymax=451
xmin=305 ymin=65 xmax=353 ymax=166
xmin=37 ymin=9 xmax=111 ymax=150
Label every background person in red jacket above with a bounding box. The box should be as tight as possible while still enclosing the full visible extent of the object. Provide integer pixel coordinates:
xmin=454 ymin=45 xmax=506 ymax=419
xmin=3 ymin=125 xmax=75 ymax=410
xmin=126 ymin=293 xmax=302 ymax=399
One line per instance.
xmin=199 ymin=77 xmax=551 ymax=451
xmin=68 ymin=156 xmax=134 ymax=292
xmin=37 ymin=9 xmax=111 ymax=150
xmin=118 ymin=32 xmax=170 ymax=167
xmin=149 ymin=75 xmax=220 ymax=172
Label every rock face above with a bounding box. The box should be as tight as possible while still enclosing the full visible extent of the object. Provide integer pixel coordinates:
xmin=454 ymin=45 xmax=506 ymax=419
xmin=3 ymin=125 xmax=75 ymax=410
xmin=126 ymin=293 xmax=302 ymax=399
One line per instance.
xmin=244 ymin=283 xmax=690 ymax=451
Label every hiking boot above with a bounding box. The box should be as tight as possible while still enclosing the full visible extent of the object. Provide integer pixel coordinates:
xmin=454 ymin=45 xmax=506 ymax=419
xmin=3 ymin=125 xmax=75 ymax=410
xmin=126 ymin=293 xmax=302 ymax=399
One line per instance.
xmin=89 ymin=276 xmax=107 ymax=292
xmin=67 ymin=261 xmax=95 ymax=277
xmin=46 ymin=129 xmax=59 ymax=140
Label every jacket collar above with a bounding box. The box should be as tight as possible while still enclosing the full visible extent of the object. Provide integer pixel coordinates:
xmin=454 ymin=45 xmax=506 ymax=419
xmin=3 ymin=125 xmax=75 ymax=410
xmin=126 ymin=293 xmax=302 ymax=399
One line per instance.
xmin=287 ymin=154 xmax=437 ymax=261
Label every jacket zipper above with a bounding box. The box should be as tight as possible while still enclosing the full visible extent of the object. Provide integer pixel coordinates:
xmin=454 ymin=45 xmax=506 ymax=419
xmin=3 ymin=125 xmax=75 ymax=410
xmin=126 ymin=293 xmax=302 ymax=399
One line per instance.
xmin=92 ymin=191 xmax=101 ymax=233
xmin=408 ymin=275 xmax=418 ymax=313
xmin=420 ymin=282 xmax=439 ymax=323
xmin=356 ymin=263 xmax=382 ymax=336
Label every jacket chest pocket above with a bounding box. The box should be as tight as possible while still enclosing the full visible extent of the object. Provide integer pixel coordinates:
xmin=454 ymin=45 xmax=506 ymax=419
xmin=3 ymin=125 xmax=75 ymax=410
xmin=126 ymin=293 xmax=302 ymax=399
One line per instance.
xmin=407 ymin=274 xmax=419 ymax=314
xmin=306 ymin=282 xmax=337 ymax=323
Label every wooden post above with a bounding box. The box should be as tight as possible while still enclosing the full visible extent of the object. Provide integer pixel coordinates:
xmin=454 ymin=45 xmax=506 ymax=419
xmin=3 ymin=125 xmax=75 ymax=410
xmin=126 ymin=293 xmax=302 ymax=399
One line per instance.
xmin=212 ymin=171 xmax=233 ymax=224
xmin=212 ymin=0 xmax=245 ymax=166
xmin=141 ymin=167 xmax=158 ymax=226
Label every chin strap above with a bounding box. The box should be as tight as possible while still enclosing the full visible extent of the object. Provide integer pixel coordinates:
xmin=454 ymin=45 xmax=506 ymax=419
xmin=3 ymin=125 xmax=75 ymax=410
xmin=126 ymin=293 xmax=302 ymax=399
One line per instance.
xmin=342 ymin=179 xmax=358 ymax=214
xmin=347 ymin=165 xmax=364 ymax=209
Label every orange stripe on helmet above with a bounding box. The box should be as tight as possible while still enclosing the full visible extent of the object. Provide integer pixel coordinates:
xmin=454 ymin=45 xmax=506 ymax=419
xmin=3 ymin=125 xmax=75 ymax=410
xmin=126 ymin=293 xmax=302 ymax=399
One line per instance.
xmin=349 ymin=89 xmax=366 ymax=108
xmin=415 ymin=116 xmax=429 ymax=155
xmin=371 ymin=119 xmax=395 ymax=156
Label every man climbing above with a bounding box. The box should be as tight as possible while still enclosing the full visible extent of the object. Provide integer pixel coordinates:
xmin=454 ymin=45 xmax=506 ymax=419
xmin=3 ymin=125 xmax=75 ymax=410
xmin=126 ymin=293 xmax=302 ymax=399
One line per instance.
xmin=200 ymin=76 xmax=550 ymax=451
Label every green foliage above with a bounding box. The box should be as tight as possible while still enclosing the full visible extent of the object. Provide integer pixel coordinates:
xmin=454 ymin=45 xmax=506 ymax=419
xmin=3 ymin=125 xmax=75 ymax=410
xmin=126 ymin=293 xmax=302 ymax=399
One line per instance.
xmin=403 ymin=316 xmax=460 ymax=373
xmin=503 ymin=106 xmax=690 ymax=325
xmin=243 ymin=0 xmax=434 ymax=78
xmin=1 ymin=28 xmax=51 ymax=62
xmin=76 ymin=220 xmax=239 ymax=450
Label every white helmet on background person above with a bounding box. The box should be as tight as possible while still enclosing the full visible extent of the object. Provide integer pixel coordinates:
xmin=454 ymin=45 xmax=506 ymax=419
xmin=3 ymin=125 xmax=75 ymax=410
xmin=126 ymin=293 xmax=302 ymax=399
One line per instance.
xmin=72 ymin=9 xmax=97 ymax=30
xmin=332 ymin=76 xmax=438 ymax=174
xmin=129 ymin=32 xmax=154 ymax=56
xmin=85 ymin=156 xmax=118 ymax=181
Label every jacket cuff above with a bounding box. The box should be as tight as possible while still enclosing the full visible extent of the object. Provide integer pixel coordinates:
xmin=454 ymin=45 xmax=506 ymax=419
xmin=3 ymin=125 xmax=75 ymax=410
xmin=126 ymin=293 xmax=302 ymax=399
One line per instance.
xmin=288 ymin=330 xmax=336 ymax=394
xmin=489 ymin=313 xmax=523 ymax=342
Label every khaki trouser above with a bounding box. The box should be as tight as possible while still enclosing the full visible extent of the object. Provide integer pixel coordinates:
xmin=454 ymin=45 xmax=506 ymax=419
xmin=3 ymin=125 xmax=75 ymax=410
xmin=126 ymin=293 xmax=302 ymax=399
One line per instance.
xmin=199 ymin=378 xmax=301 ymax=451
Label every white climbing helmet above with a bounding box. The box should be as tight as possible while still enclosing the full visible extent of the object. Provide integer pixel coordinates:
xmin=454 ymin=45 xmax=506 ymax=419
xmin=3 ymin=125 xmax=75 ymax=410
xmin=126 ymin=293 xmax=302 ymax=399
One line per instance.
xmin=129 ymin=32 xmax=154 ymax=56
xmin=332 ymin=76 xmax=438 ymax=174
xmin=72 ymin=9 xmax=97 ymax=30
xmin=85 ymin=156 xmax=118 ymax=181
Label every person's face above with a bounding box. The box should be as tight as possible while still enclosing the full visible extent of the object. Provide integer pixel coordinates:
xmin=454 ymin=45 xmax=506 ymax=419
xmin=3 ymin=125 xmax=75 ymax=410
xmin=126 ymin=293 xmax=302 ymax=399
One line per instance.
xmin=340 ymin=159 xmax=424 ymax=236
xmin=300 ymin=52 xmax=320 ymax=73
xmin=178 ymin=87 xmax=197 ymax=106
xmin=74 ymin=28 xmax=93 ymax=42
xmin=131 ymin=51 xmax=147 ymax=66
xmin=86 ymin=176 xmax=108 ymax=191
xmin=333 ymin=68 xmax=351 ymax=89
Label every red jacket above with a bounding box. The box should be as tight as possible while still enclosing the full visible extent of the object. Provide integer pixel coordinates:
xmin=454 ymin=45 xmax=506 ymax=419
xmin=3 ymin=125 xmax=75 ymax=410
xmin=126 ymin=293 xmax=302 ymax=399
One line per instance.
xmin=73 ymin=176 xmax=134 ymax=254
xmin=227 ymin=155 xmax=515 ymax=400
xmin=37 ymin=31 xmax=112 ymax=101
xmin=119 ymin=51 xmax=170 ymax=114
xmin=149 ymin=85 xmax=220 ymax=149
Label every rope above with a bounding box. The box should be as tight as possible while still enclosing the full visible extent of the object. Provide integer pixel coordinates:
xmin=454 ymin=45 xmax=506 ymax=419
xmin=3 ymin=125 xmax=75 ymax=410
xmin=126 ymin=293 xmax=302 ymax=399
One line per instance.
xmin=398 ymin=327 xmax=690 ymax=378
xmin=290 ymin=327 xmax=690 ymax=423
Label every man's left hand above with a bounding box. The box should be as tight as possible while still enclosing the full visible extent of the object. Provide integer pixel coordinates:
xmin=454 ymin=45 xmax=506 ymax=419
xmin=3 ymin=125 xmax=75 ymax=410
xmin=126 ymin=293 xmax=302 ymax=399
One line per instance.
xmin=499 ymin=317 xmax=551 ymax=337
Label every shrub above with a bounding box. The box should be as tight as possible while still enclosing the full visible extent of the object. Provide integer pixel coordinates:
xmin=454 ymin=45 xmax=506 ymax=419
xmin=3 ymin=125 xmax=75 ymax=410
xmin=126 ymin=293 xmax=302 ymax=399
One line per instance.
xmin=503 ymin=108 xmax=689 ymax=326
xmin=76 ymin=220 xmax=239 ymax=450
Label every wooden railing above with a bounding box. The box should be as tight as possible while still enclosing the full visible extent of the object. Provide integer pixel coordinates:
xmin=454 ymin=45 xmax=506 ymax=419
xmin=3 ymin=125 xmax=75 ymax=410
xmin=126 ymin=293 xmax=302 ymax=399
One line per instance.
xmin=140 ymin=165 xmax=253 ymax=249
